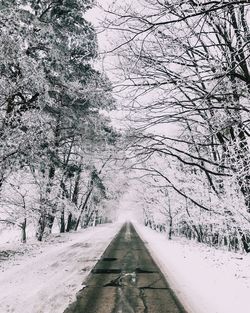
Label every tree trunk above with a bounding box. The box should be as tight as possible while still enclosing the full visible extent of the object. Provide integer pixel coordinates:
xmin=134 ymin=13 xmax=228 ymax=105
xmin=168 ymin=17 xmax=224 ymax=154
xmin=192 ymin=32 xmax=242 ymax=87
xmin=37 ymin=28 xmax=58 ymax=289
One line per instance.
xmin=74 ymin=187 xmax=93 ymax=231
xmin=192 ymin=224 xmax=203 ymax=243
xmin=36 ymin=213 xmax=46 ymax=241
xmin=168 ymin=218 xmax=173 ymax=240
xmin=46 ymin=212 xmax=55 ymax=234
xmin=21 ymin=218 xmax=27 ymax=243
xmin=72 ymin=169 xmax=81 ymax=205
xmin=84 ymin=209 xmax=95 ymax=228
xmin=60 ymin=209 xmax=65 ymax=233
xmin=66 ymin=212 xmax=72 ymax=232
xmin=238 ymin=230 xmax=250 ymax=253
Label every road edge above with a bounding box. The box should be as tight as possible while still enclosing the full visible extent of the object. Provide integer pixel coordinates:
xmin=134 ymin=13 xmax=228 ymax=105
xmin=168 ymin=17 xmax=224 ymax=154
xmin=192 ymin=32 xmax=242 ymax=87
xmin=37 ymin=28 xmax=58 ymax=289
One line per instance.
xmin=133 ymin=222 xmax=198 ymax=313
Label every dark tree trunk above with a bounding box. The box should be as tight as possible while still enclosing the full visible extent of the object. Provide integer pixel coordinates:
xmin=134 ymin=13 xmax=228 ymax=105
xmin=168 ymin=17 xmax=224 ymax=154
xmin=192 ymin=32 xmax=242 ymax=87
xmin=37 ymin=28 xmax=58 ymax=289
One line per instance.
xmin=192 ymin=225 xmax=203 ymax=243
xmin=36 ymin=213 xmax=46 ymax=241
xmin=66 ymin=213 xmax=72 ymax=232
xmin=239 ymin=232 xmax=250 ymax=253
xmin=60 ymin=209 xmax=65 ymax=233
xmin=21 ymin=218 xmax=27 ymax=243
xmin=66 ymin=213 xmax=77 ymax=232
xmin=72 ymin=169 xmax=81 ymax=205
xmin=46 ymin=207 xmax=56 ymax=234
xmin=83 ymin=209 xmax=95 ymax=228
xmin=74 ymin=187 xmax=93 ymax=231
xmin=168 ymin=218 xmax=173 ymax=240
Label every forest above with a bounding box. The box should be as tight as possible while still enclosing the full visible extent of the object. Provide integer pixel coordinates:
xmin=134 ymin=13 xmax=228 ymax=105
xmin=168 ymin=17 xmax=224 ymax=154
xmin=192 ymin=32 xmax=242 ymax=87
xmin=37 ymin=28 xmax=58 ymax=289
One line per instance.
xmin=104 ymin=0 xmax=250 ymax=253
xmin=0 ymin=0 xmax=125 ymax=243
xmin=1 ymin=0 xmax=250 ymax=255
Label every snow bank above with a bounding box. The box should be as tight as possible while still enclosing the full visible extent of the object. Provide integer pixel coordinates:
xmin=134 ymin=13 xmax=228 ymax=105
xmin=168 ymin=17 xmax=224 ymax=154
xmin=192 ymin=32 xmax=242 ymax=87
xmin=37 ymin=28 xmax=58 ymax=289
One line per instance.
xmin=0 ymin=223 xmax=121 ymax=313
xmin=135 ymin=223 xmax=250 ymax=313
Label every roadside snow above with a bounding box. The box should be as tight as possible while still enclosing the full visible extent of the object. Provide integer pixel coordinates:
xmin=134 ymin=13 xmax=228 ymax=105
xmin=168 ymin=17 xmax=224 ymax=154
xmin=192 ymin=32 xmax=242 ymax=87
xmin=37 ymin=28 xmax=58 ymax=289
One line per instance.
xmin=2 ymin=221 xmax=249 ymax=313
xmin=0 ymin=223 xmax=121 ymax=313
xmin=135 ymin=222 xmax=250 ymax=313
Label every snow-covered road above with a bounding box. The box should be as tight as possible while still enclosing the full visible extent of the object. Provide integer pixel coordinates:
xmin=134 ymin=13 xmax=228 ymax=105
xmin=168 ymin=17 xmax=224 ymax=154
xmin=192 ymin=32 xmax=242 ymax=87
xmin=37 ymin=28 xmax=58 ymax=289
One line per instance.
xmin=0 ymin=223 xmax=121 ymax=313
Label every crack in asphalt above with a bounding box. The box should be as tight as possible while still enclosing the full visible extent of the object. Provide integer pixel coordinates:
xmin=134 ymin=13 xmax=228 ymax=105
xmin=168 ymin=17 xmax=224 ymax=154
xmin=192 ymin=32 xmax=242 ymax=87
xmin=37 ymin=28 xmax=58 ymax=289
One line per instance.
xmin=139 ymin=288 xmax=149 ymax=313
xmin=63 ymin=223 xmax=187 ymax=313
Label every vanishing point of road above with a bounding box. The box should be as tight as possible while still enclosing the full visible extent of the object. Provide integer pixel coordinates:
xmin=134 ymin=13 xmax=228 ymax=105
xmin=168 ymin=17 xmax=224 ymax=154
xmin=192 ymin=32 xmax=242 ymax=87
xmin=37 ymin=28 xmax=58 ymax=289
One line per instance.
xmin=64 ymin=223 xmax=188 ymax=313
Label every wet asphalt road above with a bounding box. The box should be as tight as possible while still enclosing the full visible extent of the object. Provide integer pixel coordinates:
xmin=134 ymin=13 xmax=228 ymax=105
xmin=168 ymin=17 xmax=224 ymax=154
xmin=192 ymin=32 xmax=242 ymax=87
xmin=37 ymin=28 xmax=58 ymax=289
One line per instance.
xmin=64 ymin=223 xmax=187 ymax=313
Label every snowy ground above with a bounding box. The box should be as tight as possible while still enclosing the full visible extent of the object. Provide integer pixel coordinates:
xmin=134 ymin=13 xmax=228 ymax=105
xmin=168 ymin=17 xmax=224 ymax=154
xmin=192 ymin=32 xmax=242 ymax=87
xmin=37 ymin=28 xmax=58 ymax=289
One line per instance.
xmin=0 ymin=223 xmax=121 ymax=313
xmin=1 ymin=221 xmax=250 ymax=313
xmin=135 ymin=222 xmax=250 ymax=313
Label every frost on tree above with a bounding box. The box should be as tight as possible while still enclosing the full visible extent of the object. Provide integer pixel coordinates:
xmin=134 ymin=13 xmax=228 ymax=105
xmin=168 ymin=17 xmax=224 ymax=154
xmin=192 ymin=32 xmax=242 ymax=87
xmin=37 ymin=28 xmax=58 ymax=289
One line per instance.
xmin=107 ymin=0 xmax=250 ymax=252
xmin=0 ymin=0 xmax=119 ymax=242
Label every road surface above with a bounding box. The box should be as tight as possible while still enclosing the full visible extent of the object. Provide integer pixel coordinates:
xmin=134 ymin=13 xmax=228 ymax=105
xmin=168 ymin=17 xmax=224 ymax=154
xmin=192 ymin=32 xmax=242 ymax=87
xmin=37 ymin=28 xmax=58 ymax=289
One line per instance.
xmin=64 ymin=223 xmax=188 ymax=313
